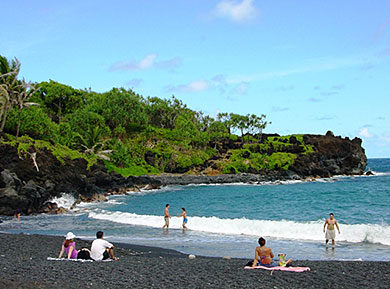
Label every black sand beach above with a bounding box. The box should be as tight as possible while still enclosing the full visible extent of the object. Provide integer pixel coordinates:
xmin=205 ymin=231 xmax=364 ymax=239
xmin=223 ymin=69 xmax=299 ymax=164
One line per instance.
xmin=0 ymin=233 xmax=389 ymax=288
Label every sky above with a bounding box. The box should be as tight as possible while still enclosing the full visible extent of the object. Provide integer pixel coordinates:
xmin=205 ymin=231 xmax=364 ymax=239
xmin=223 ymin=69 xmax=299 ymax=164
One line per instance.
xmin=1 ymin=0 xmax=390 ymax=158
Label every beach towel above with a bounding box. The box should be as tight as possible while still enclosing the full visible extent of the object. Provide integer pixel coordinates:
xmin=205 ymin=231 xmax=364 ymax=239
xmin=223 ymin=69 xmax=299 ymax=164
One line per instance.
xmin=244 ymin=265 xmax=310 ymax=272
xmin=47 ymin=257 xmax=113 ymax=263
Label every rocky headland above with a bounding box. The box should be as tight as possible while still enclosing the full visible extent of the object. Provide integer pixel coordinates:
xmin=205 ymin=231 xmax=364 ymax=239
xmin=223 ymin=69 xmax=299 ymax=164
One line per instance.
xmin=0 ymin=132 xmax=367 ymax=215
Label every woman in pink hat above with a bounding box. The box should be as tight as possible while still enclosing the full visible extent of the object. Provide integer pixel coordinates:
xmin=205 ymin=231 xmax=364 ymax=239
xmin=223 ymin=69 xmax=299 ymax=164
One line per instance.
xmin=58 ymin=232 xmax=78 ymax=259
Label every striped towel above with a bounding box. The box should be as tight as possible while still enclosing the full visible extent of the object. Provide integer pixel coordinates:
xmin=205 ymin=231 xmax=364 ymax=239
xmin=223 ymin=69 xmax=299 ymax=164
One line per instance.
xmin=244 ymin=265 xmax=310 ymax=272
xmin=47 ymin=257 xmax=113 ymax=262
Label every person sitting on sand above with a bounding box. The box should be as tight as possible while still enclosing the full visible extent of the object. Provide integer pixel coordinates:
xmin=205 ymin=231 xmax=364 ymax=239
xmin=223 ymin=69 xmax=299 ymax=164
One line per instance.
xmin=252 ymin=237 xmax=292 ymax=267
xmin=162 ymin=204 xmax=171 ymax=229
xmin=177 ymin=207 xmax=188 ymax=229
xmin=58 ymin=232 xmax=79 ymax=259
xmin=323 ymin=213 xmax=340 ymax=246
xmin=90 ymin=231 xmax=118 ymax=261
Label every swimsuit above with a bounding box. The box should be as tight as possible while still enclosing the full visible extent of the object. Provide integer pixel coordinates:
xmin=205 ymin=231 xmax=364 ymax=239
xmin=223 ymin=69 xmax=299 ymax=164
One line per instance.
xmin=183 ymin=218 xmax=188 ymax=224
xmin=326 ymin=228 xmax=336 ymax=240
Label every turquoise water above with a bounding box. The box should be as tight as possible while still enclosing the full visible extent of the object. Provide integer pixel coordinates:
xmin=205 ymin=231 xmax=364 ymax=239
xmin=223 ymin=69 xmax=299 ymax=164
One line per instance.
xmin=1 ymin=159 xmax=389 ymax=261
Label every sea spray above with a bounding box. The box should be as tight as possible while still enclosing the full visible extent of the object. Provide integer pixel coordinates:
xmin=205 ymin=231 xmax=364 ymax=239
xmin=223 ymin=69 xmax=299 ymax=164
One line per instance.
xmin=50 ymin=193 xmax=76 ymax=210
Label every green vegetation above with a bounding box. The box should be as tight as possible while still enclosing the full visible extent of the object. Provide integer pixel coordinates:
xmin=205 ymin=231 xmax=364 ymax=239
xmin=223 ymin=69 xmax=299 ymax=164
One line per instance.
xmin=0 ymin=56 xmax=314 ymax=176
xmin=3 ymin=134 xmax=96 ymax=167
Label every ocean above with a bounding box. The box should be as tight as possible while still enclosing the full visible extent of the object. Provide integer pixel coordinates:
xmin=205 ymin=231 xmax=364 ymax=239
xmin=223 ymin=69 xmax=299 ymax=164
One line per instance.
xmin=1 ymin=158 xmax=389 ymax=261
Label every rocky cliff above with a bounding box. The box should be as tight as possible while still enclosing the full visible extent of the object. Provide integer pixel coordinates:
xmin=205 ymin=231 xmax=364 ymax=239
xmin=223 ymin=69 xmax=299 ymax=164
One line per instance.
xmin=0 ymin=132 xmax=367 ymax=215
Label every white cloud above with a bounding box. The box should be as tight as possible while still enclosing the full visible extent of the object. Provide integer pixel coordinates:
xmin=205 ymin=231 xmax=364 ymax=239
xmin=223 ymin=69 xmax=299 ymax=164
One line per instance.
xmin=359 ymin=127 xmax=373 ymax=138
xmin=380 ymin=132 xmax=390 ymax=143
xmin=226 ymin=54 xmax=380 ymax=84
xmin=138 ymin=54 xmax=157 ymax=69
xmin=125 ymin=78 xmax=143 ymax=87
xmin=166 ymin=79 xmax=210 ymax=93
xmin=110 ymin=54 xmax=181 ymax=71
xmin=232 ymin=82 xmax=248 ymax=95
xmin=272 ymin=106 xmax=289 ymax=112
xmin=154 ymin=57 xmax=182 ymax=69
xmin=214 ymin=0 xmax=258 ymax=23
xmin=188 ymin=80 xmax=210 ymax=91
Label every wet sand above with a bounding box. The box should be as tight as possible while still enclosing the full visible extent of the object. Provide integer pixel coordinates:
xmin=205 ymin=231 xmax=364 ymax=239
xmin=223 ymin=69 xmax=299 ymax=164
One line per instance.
xmin=0 ymin=233 xmax=389 ymax=288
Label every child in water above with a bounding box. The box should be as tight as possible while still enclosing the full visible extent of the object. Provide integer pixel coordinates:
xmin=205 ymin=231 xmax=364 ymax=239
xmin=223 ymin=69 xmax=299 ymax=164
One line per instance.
xmin=178 ymin=208 xmax=188 ymax=229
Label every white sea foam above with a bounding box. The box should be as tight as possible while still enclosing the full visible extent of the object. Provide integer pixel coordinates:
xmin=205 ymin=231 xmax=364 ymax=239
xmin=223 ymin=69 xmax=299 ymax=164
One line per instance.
xmin=124 ymin=185 xmax=181 ymax=195
xmin=365 ymin=171 xmax=390 ymax=177
xmin=88 ymin=211 xmax=390 ymax=246
xmin=186 ymin=178 xmax=336 ymax=187
xmin=105 ymin=199 xmax=123 ymax=205
xmin=50 ymin=193 xmax=76 ymax=210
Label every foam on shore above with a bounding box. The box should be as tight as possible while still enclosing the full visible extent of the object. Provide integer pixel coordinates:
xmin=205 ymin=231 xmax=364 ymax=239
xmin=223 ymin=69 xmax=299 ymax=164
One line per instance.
xmin=88 ymin=210 xmax=390 ymax=246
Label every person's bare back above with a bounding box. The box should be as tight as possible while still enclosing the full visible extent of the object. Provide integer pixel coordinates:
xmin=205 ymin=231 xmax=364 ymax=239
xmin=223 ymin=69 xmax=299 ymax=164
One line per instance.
xmin=252 ymin=237 xmax=274 ymax=267
xmin=255 ymin=246 xmax=274 ymax=264
xmin=252 ymin=237 xmax=292 ymax=267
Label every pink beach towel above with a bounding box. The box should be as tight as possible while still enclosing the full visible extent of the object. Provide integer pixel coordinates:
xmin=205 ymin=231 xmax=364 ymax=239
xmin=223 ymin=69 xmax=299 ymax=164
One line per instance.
xmin=244 ymin=265 xmax=310 ymax=272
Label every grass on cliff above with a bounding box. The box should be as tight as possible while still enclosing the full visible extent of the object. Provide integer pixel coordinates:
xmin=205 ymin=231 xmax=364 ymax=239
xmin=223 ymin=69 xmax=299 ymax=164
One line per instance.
xmin=2 ymin=134 xmax=97 ymax=168
xmin=217 ymin=135 xmax=312 ymax=173
xmin=1 ymin=132 xmax=314 ymax=177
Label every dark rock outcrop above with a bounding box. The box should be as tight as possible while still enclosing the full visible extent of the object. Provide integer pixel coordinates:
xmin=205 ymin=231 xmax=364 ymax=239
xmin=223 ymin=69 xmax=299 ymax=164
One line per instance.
xmin=290 ymin=135 xmax=366 ymax=177
xmin=0 ymin=142 xmax=161 ymax=215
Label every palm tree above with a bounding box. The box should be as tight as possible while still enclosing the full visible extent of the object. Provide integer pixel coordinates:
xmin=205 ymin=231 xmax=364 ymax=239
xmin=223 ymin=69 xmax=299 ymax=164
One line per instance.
xmin=75 ymin=125 xmax=113 ymax=160
xmin=0 ymin=56 xmax=39 ymax=136
xmin=0 ymin=56 xmax=20 ymax=132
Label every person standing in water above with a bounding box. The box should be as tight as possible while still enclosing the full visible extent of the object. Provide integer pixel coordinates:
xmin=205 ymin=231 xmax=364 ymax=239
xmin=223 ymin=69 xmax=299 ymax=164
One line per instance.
xmin=13 ymin=208 xmax=21 ymax=221
xmin=323 ymin=213 xmax=340 ymax=246
xmin=178 ymin=207 xmax=188 ymax=229
xmin=162 ymin=204 xmax=171 ymax=229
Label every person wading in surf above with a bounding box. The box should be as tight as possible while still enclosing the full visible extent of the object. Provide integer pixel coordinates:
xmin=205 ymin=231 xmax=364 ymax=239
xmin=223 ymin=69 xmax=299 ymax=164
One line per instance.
xmin=323 ymin=213 xmax=340 ymax=246
xmin=177 ymin=207 xmax=188 ymax=229
xmin=162 ymin=204 xmax=171 ymax=229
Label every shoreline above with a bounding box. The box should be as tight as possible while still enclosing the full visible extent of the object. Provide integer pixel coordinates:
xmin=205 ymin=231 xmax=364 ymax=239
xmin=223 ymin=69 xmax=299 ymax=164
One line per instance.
xmin=1 ymin=232 xmax=389 ymax=288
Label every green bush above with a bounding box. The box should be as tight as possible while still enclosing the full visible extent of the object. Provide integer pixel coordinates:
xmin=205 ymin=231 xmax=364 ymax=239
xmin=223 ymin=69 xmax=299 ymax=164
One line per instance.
xmin=267 ymin=152 xmax=297 ymax=170
xmin=4 ymin=106 xmax=58 ymax=141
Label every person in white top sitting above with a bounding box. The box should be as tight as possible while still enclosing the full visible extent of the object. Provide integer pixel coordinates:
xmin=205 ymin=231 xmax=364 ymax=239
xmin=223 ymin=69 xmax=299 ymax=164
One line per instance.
xmin=90 ymin=231 xmax=118 ymax=261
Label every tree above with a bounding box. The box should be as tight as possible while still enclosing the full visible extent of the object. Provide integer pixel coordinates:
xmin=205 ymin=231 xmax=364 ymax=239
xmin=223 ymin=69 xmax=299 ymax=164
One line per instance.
xmin=0 ymin=56 xmax=20 ymax=132
xmin=74 ymin=125 xmax=113 ymax=160
xmin=14 ymin=79 xmax=39 ymax=137
xmin=65 ymin=108 xmax=110 ymax=147
xmin=217 ymin=112 xmax=233 ymax=136
xmin=253 ymin=114 xmax=270 ymax=141
xmin=4 ymin=105 xmax=58 ymax=141
xmin=228 ymin=113 xmax=249 ymax=141
xmin=32 ymin=80 xmax=87 ymax=123
xmin=208 ymin=120 xmax=228 ymax=146
xmin=89 ymin=88 xmax=147 ymax=132
xmin=0 ymin=56 xmax=40 ymax=137
xmin=195 ymin=111 xmax=213 ymax=132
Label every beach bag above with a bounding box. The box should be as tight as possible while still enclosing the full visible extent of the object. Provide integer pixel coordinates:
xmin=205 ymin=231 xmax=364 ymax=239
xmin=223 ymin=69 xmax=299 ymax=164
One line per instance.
xmin=77 ymin=248 xmax=91 ymax=260
xmin=245 ymin=260 xmax=254 ymax=267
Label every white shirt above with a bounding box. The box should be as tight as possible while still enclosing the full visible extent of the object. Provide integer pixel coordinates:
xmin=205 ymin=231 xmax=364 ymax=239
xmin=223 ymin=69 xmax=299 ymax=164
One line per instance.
xmin=90 ymin=238 xmax=113 ymax=261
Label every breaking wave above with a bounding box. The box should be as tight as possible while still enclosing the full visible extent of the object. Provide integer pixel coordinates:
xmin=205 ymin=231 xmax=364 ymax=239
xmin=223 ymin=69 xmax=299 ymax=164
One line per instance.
xmin=88 ymin=210 xmax=390 ymax=246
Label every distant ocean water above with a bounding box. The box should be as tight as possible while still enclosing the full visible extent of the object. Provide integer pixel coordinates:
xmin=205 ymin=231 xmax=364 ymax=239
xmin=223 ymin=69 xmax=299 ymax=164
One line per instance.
xmin=1 ymin=159 xmax=389 ymax=261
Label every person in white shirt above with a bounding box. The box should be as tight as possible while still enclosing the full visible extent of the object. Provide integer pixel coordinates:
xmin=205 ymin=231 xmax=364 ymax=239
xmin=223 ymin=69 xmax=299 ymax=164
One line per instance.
xmin=90 ymin=231 xmax=118 ymax=261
